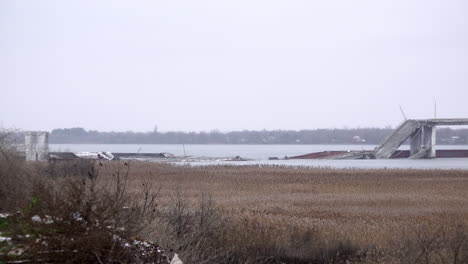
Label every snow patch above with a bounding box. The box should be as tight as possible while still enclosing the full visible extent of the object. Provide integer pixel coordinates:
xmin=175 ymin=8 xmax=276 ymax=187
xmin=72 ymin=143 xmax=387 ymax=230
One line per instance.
xmin=31 ymin=215 xmax=54 ymax=224
xmin=0 ymin=212 xmax=12 ymax=218
xmin=0 ymin=236 xmax=12 ymax=242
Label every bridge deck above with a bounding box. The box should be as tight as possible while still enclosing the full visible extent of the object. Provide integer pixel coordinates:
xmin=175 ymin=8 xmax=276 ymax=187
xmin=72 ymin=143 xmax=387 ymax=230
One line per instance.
xmin=374 ymin=118 xmax=468 ymax=159
xmin=422 ymin=118 xmax=468 ymax=126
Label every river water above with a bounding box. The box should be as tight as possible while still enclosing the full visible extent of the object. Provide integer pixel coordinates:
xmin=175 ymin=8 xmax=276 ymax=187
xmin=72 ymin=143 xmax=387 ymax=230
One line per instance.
xmin=50 ymin=144 xmax=468 ymax=170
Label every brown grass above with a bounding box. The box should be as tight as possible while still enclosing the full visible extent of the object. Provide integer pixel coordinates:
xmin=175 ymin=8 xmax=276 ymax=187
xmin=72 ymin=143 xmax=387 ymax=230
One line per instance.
xmin=97 ymin=162 xmax=468 ymax=263
xmin=2 ymin=140 xmax=468 ymax=264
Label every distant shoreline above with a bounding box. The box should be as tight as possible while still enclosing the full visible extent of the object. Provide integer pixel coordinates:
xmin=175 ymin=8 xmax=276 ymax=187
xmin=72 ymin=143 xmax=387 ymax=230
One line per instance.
xmin=12 ymin=126 xmax=468 ymax=145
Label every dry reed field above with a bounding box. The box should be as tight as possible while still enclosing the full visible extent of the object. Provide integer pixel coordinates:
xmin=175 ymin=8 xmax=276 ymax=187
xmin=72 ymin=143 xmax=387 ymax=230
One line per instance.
xmin=2 ymin=151 xmax=468 ymax=263
xmin=99 ymin=162 xmax=468 ymax=263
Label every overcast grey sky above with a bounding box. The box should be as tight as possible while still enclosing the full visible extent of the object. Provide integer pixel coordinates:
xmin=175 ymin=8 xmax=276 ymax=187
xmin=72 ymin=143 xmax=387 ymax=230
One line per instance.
xmin=1 ymin=0 xmax=467 ymax=132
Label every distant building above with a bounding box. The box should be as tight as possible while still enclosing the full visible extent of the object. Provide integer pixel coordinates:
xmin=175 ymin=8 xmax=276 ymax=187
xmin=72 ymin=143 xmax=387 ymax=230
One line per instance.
xmin=352 ymin=136 xmax=366 ymax=143
xmin=449 ymin=136 xmax=463 ymax=144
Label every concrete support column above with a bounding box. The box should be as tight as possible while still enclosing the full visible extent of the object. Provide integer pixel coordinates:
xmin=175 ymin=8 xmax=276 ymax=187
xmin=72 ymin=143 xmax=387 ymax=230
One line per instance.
xmin=423 ymin=125 xmax=436 ymax=158
xmin=409 ymin=125 xmax=436 ymax=158
xmin=410 ymin=127 xmax=423 ymax=157
xmin=25 ymin=132 xmax=49 ymax=161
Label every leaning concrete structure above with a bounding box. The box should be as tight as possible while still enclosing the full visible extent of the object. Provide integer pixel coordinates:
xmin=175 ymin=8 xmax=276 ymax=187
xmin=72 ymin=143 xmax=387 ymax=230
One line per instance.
xmin=374 ymin=119 xmax=468 ymax=159
xmin=25 ymin=131 xmax=49 ymax=161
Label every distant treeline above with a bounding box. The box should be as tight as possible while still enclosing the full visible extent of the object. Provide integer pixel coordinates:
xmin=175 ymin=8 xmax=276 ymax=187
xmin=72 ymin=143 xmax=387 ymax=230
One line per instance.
xmin=43 ymin=127 xmax=468 ymax=145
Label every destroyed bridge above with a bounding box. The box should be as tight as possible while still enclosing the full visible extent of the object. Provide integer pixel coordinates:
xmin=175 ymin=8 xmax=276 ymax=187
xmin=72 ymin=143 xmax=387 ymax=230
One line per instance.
xmin=290 ymin=118 xmax=468 ymax=160
xmin=374 ymin=118 xmax=468 ymax=159
xmin=24 ymin=118 xmax=468 ymax=161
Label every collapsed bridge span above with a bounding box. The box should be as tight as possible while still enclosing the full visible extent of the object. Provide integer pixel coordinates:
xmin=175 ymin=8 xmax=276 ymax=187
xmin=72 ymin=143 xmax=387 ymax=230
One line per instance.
xmin=374 ymin=118 xmax=468 ymax=159
xmin=290 ymin=118 xmax=468 ymax=160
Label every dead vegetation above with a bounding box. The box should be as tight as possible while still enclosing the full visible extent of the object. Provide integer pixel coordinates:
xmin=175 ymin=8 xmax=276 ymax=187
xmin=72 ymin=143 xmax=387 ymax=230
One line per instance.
xmin=99 ymin=162 xmax=468 ymax=263
xmin=2 ymin=129 xmax=468 ymax=263
xmin=0 ymin=133 xmax=169 ymax=263
xmin=0 ymin=131 xmax=32 ymax=212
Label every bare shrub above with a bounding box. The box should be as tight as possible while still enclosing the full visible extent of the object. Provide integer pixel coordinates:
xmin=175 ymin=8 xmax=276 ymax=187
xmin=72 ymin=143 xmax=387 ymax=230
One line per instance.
xmin=391 ymin=222 xmax=468 ymax=264
xmin=46 ymin=158 xmax=96 ymax=178
xmin=0 ymin=160 xmax=168 ymax=263
xmin=0 ymin=130 xmax=31 ymax=211
xmin=154 ymin=193 xmax=228 ymax=264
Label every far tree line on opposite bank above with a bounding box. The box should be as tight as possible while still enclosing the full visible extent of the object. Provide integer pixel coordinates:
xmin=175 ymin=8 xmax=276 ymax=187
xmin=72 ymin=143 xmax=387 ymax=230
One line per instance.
xmin=12 ymin=127 xmax=468 ymax=145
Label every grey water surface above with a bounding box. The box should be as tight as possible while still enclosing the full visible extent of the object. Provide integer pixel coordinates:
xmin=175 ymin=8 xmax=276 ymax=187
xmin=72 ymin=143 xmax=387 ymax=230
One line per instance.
xmin=50 ymin=144 xmax=468 ymax=170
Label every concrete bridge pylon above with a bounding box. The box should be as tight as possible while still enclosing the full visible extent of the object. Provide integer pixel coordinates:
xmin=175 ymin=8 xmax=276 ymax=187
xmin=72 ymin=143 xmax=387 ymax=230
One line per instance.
xmin=374 ymin=118 xmax=468 ymax=159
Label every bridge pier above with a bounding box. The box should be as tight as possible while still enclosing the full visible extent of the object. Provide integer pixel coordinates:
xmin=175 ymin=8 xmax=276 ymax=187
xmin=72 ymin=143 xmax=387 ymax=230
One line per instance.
xmin=409 ymin=125 xmax=436 ymax=158
xmin=25 ymin=132 xmax=49 ymax=161
xmin=374 ymin=118 xmax=467 ymax=159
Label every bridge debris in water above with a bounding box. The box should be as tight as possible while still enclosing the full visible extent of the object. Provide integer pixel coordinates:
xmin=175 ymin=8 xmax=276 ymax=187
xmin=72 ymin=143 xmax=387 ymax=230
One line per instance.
xmin=291 ymin=118 xmax=468 ymax=160
xmin=49 ymin=152 xmax=176 ymax=161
